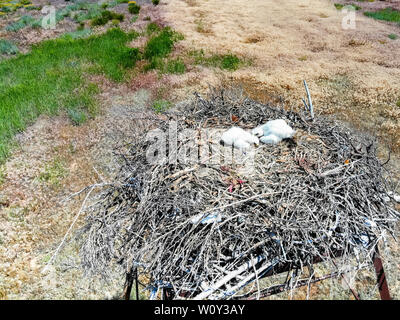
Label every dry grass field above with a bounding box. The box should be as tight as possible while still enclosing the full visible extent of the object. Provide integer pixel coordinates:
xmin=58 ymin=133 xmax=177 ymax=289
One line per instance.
xmin=163 ymin=0 xmax=400 ymax=150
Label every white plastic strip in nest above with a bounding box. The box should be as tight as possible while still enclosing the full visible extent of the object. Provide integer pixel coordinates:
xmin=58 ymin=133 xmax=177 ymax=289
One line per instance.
xmin=190 ymin=211 xmax=223 ymax=225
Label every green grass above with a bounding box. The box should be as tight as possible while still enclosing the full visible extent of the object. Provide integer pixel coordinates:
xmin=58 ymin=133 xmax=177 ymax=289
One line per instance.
xmin=334 ymin=3 xmax=361 ymax=10
xmin=0 ymin=0 xmax=40 ymax=15
xmin=62 ymin=28 xmax=92 ymax=40
xmin=108 ymin=0 xmax=130 ymax=6
xmin=0 ymin=39 xmax=19 ymax=55
xmin=90 ymin=10 xmax=124 ymax=26
xmin=128 ymin=3 xmax=140 ymax=14
xmin=5 ymin=3 xmax=94 ymax=32
xmin=38 ymin=157 xmax=68 ymax=186
xmin=143 ymin=26 xmax=185 ymax=73
xmin=146 ymin=22 xmax=161 ymax=35
xmin=72 ymin=3 xmax=103 ymax=23
xmin=144 ymin=57 xmax=186 ymax=74
xmin=5 ymin=3 xmax=97 ymax=31
xmin=364 ymin=8 xmax=400 ymax=23
xmin=0 ymin=28 xmax=139 ymax=161
xmin=68 ymin=109 xmax=87 ymax=125
xmin=151 ymin=99 xmax=171 ymax=113
xmin=166 ymin=58 xmax=185 ymax=74
xmin=334 ymin=3 xmax=344 ymax=10
xmin=5 ymin=14 xmax=36 ymax=32
xmin=220 ymin=54 xmax=241 ymax=70
xmin=388 ymin=33 xmax=398 ymax=40
xmin=0 ymin=165 xmax=6 ymax=185
xmin=144 ymin=27 xmax=182 ymax=59
xmin=189 ymin=49 xmax=244 ymax=71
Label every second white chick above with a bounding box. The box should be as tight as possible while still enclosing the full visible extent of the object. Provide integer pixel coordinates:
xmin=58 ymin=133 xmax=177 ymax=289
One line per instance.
xmin=252 ymin=119 xmax=295 ymax=145
xmin=220 ymin=127 xmax=259 ymax=151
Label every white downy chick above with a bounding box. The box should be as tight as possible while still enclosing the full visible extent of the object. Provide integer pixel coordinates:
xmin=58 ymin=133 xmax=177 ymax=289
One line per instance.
xmin=260 ymin=135 xmax=281 ymax=145
xmin=220 ymin=127 xmax=259 ymax=150
xmin=252 ymin=119 xmax=295 ymax=145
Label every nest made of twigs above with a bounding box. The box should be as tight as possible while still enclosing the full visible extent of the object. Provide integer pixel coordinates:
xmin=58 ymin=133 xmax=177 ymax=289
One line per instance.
xmin=79 ymin=86 xmax=399 ymax=299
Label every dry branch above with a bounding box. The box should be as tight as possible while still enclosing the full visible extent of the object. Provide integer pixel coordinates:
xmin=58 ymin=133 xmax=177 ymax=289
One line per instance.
xmin=77 ymin=86 xmax=399 ymax=299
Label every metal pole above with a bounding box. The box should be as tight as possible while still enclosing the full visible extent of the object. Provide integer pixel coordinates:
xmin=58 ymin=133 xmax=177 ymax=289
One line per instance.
xmin=123 ymin=267 xmax=135 ymax=300
xmin=135 ymin=268 xmax=139 ymax=300
xmin=372 ymin=247 xmax=391 ymax=300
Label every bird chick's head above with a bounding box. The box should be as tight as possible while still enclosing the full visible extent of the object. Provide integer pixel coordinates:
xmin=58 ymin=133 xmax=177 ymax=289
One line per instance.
xmin=251 ymin=135 xmax=259 ymax=146
xmin=251 ymin=126 xmax=264 ymax=137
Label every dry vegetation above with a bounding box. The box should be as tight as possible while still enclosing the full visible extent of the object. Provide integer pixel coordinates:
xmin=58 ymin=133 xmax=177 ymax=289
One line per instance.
xmin=163 ymin=0 xmax=400 ymax=150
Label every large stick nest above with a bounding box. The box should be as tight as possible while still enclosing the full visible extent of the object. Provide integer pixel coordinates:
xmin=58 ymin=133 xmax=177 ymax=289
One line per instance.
xmin=79 ymin=87 xmax=399 ymax=299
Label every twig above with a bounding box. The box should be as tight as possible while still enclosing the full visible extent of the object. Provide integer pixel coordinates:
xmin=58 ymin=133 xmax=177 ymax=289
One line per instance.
xmin=303 ymin=80 xmax=314 ymax=120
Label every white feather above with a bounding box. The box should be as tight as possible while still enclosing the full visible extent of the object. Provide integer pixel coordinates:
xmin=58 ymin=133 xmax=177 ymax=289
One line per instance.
xmin=233 ymin=139 xmax=251 ymax=150
xmin=251 ymin=126 xmax=264 ymax=137
xmin=260 ymin=135 xmax=281 ymax=145
xmin=220 ymin=127 xmax=259 ymax=150
xmin=252 ymin=119 xmax=295 ymax=145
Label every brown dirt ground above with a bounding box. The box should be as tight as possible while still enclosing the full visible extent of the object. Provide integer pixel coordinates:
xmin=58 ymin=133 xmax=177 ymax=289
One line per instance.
xmin=1 ymin=0 xmax=400 ymax=300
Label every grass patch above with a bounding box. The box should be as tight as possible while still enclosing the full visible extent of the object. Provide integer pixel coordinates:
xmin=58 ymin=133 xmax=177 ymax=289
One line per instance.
xmin=0 ymin=39 xmax=18 ymax=55
xmin=73 ymin=3 xmax=103 ymax=23
xmin=62 ymin=28 xmax=92 ymax=40
xmin=166 ymin=58 xmax=185 ymax=74
xmin=220 ymin=54 xmax=241 ymax=70
xmin=6 ymin=206 xmax=26 ymax=223
xmin=128 ymin=2 xmax=140 ymax=14
xmin=388 ymin=33 xmax=398 ymax=40
xmin=144 ymin=57 xmax=185 ymax=74
xmin=0 ymin=0 xmax=40 ymax=15
xmin=334 ymin=4 xmax=361 ymax=11
xmin=152 ymin=99 xmax=171 ymax=113
xmin=111 ymin=19 xmax=120 ymax=26
xmin=38 ymin=158 xmax=68 ymax=186
xmin=108 ymin=0 xmax=130 ymax=6
xmin=65 ymin=82 xmax=99 ymax=124
xmin=143 ymin=27 xmax=184 ymax=72
xmin=68 ymin=109 xmax=87 ymax=125
xmin=144 ymin=27 xmax=183 ymax=59
xmin=364 ymin=8 xmax=400 ymax=23
xmin=146 ymin=22 xmax=161 ymax=35
xmin=189 ymin=49 xmax=244 ymax=71
xmin=5 ymin=14 xmax=35 ymax=32
xmin=0 ymin=28 xmax=139 ymax=161
xmin=90 ymin=10 xmax=124 ymax=26
xmin=0 ymin=165 xmax=6 ymax=185
xmin=5 ymin=3 xmax=94 ymax=31
xmin=195 ymin=19 xmax=212 ymax=34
